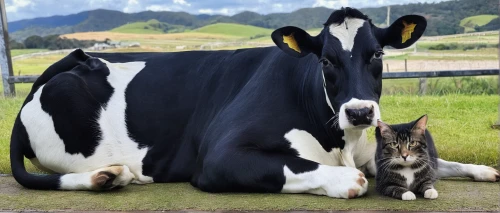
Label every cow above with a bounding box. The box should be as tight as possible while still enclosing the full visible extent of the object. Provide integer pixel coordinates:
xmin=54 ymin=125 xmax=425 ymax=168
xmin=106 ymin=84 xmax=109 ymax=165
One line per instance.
xmin=10 ymin=8 xmax=499 ymax=198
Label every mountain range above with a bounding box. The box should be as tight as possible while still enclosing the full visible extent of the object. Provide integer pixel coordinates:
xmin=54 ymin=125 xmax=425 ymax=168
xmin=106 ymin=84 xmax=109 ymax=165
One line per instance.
xmin=8 ymin=0 xmax=499 ymax=41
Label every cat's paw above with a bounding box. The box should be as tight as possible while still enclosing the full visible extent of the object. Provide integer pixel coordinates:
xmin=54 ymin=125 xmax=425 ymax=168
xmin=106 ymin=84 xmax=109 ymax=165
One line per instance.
xmin=424 ymin=188 xmax=438 ymax=199
xmin=401 ymin=191 xmax=416 ymax=201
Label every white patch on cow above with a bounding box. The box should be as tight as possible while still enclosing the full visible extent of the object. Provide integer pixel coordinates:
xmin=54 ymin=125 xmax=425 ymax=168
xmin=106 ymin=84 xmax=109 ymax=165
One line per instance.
xmin=321 ymin=71 xmax=334 ymax=113
xmin=328 ymin=18 xmax=366 ymax=51
xmin=284 ymin=129 xmax=342 ymax=166
xmin=338 ymin=98 xmax=381 ymax=130
xmin=281 ymin=165 xmax=368 ymax=198
xmin=284 ymin=128 xmax=375 ymax=171
xmin=437 ymin=159 xmax=500 ymax=182
xmin=20 ymin=59 xmax=153 ymax=190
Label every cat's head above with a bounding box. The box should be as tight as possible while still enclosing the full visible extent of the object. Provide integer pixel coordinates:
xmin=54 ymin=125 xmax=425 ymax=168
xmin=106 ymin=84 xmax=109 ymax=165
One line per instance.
xmin=375 ymin=115 xmax=429 ymax=167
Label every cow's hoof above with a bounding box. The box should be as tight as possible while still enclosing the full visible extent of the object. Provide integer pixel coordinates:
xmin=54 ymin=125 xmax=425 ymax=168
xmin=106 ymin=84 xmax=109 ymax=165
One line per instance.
xmin=330 ymin=167 xmax=368 ymax=199
xmin=402 ymin=191 xmax=416 ymax=201
xmin=470 ymin=165 xmax=500 ymax=182
xmin=91 ymin=165 xmax=134 ymax=190
xmin=424 ymin=188 xmax=438 ymax=199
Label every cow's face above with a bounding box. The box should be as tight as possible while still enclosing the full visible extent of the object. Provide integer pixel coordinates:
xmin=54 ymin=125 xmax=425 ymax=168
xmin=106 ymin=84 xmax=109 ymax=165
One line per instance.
xmin=272 ymin=8 xmax=426 ymax=130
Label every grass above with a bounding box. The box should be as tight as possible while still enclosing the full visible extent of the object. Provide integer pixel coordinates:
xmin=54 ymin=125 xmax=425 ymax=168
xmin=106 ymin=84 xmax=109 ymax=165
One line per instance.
xmin=0 ymin=176 xmax=499 ymax=211
xmin=194 ymin=23 xmax=273 ymax=38
xmin=10 ymin=49 xmax=48 ymax=57
xmin=460 ymin=15 xmax=498 ymax=33
xmin=111 ymin=19 xmax=187 ymax=34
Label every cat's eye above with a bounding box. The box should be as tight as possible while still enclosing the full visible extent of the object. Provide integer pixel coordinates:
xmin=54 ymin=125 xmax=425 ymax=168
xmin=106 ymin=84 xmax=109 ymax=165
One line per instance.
xmin=409 ymin=141 xmax=418 ymax=147
xmin=389 ymin=142 xmax=399 ymax=148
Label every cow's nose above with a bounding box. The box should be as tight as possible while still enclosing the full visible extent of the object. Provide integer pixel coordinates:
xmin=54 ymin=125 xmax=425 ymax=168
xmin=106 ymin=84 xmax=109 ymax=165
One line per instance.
xmin=345 ymin=106 xmax=374 ymax=126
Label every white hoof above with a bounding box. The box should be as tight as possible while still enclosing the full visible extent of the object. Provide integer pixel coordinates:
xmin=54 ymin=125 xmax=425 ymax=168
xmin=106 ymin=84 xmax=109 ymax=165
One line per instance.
xmin=424 ymin=188 xmax=438 ymax=199
xmin=91 ymin=165 xmax=135 ymax=190
xmin=402 ymin=191 xmax=416 ymax=201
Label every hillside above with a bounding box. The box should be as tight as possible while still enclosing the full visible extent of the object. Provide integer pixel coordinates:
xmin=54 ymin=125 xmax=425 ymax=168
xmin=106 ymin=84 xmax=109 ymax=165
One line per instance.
xmin=111 ymin=19 xmax=187 ymax=34
xmin=460 ymin=15 xmax=498 ymax=33
xmin=194 ymin=23 xmax=272 ymax=38
xmin=8 ymin=0 xmax=499 ymax=40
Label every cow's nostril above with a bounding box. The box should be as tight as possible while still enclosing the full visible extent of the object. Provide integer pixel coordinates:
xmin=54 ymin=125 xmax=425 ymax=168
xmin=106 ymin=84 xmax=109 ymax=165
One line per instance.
xmin=345 ymin=109 xmax=354 ymax=118
xmin=368 ymin=106 xmax=374 ymax=117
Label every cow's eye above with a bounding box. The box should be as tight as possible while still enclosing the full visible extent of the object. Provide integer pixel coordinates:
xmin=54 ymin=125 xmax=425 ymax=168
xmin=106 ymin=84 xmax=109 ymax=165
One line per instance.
xmin=370 ymin=50 xmax=384 ymax=63
xmin=319 ymin=58 xmax=331 ymax=67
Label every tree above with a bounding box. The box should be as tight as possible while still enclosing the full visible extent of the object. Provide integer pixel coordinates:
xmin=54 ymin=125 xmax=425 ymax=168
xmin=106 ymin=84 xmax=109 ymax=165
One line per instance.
xmin=23 ymin=35 xmax=45 ymax=48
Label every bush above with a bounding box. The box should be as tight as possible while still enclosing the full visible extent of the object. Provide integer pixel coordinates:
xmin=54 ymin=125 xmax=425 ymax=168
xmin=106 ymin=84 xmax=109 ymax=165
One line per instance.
xmin=9 ymin=39 xmax=25 ymax=49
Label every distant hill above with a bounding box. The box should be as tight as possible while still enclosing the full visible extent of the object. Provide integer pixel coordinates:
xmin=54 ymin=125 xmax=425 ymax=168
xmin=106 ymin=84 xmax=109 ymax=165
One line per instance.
xmin=8 ymin=0 xmax=499 ymax=41
xmin=460 ymin=15 xmax=498 ymax=33
xmin=194 ymin=23 xmax=272 ymax=38
xmin=111 ymin=19 xmax=188 ymax=34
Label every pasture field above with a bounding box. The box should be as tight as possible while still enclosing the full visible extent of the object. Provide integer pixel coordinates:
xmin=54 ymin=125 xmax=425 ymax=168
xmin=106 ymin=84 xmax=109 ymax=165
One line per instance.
xmin=460 ymin=15 xmax=498 ymax=33
xmin=10 ymin=49 xmax=48 ymax=57
xmin=194 ymin=23 xmax=273 ymax=38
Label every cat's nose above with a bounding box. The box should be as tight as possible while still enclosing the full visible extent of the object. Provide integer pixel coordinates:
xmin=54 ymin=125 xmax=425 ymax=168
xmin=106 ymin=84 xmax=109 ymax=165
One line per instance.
xmin=401 ymin=153 xmax=409 ymax=161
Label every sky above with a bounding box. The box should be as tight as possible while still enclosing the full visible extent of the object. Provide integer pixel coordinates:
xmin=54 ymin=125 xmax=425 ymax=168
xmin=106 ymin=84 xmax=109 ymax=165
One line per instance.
xmin=6 ymin=0 xmax=450 ymax=22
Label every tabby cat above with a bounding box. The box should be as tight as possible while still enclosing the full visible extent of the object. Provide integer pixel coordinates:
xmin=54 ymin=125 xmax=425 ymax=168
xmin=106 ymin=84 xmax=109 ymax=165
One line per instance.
xmin=375 ymin=115 xmax=439 ymax=200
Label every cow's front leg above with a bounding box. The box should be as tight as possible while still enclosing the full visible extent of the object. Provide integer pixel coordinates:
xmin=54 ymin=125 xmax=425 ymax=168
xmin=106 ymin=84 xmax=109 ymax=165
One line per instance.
xmin=192 ymin=150 xmax=368 ymax=199
xmin=437 ymin=159 xmax=499 ymax=182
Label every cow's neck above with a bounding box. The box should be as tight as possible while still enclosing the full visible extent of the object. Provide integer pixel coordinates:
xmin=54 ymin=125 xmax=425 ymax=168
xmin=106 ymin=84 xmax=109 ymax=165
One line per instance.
xmin=294 ymin=60 xmax=345 ymax=151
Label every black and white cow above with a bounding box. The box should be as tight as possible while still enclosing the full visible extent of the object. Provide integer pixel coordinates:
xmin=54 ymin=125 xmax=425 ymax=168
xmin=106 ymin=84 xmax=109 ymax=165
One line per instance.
xmin=10 ymin=8 xmax=499 ymax=198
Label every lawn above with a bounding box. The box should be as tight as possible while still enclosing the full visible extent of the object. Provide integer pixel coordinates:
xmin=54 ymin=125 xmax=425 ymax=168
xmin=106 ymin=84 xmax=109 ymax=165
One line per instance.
xmin=0 ymin=176 xmax=499 ymax=211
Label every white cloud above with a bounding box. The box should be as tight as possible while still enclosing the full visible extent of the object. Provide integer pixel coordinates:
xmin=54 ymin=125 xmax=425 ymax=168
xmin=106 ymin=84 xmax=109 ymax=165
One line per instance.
xmin=198 ymin=7 xmax=230 ymax=15
xmin=123 ymin=0 xmax=141 ymax=13
xmin=173 ymin=0 xmax=191 ymax=7
xmin=6 ymin=0 xmax=33 ymax=13
xmin=313 ymin=0 xmax=337 ymax=8
xmin=146 ymin=5 xmax=172 ymax=11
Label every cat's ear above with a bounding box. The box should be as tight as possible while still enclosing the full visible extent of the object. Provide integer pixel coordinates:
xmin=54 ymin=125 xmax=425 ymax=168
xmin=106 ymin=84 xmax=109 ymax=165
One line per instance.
xmin=411 ymin=114 xmax=428 ymax=135
xmin=377 ymin=120 xmax=394 ymax=139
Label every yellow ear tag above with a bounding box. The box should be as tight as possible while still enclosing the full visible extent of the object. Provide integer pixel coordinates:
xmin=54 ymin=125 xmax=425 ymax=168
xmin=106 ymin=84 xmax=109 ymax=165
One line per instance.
xmin=283 ymin=33 xmax=301 ymax=53
xmin=401 ymin=20 xmax=417 ymax=43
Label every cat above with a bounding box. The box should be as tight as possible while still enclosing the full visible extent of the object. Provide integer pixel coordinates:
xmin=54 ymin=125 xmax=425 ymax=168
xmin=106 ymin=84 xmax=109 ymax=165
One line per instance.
xmin=375 ymin=115 xmax=439 ymax=201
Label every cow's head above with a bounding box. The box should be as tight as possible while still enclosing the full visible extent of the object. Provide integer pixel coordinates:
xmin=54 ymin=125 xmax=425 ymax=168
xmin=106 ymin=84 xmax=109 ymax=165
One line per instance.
xmin=271 ymin=7 xmax=426 ymax=130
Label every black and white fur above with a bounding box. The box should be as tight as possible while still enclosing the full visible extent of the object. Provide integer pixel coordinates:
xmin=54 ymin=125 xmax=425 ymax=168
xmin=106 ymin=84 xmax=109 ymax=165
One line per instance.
xmin=10 ymin=8 xmax=499 ymax=197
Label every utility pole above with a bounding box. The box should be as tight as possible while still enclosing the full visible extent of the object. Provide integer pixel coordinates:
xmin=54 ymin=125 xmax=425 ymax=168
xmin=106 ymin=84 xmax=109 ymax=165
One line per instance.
xmin=386 ymin=6 xmax=391 ymax=27
xmin=0 ymin=0 xmax=14 ymax=97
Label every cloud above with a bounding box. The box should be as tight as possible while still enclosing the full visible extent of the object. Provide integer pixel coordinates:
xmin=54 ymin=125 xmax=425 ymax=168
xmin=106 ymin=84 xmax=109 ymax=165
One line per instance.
xmin=146 ymin=5 xmax=172 ymax=11
xmin=6 ymin=0 xmax=33 ymax=13
xmin=5 ymin=0 xmax=451 ymax=22
xmin=173 ymin=0 xmax=191 ymax=7
xmin=123 ymin=0 xmax=141 ymax=13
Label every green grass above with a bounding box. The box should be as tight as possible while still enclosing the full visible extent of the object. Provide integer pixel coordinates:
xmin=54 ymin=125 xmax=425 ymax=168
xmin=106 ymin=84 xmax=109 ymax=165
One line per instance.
xmin=194 ymin=23 xmax=273 ymax=38
xmin=10 ymin=49 xmax=48 ymax=57
xmin=0 ymin=176 xmax=499 ymax=211
xmin=111 ymin=19 xmax=187 ymax=34
xmin=460 ymin=15 xmax=498 ymax=33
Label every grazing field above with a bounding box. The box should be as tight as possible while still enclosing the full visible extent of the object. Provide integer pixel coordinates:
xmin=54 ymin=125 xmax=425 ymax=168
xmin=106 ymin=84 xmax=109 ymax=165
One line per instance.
xmin=194 ymin=23 xmax=273 ymax=38
xmin=10 ymin=49 xmax=48 ymax=57
xmin=460 ymin=15 xmax=498 ymax=33
xmin=111 ymin=19 xmax=187 ymax=34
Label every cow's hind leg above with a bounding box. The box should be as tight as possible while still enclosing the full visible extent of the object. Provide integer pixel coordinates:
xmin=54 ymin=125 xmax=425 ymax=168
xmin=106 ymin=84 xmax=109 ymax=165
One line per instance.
xmin=437 ymin=159 xmax=499 ymax=182
xmin=192 ymin=150 xmax=368 ymax=199
xmin=60 ymin=165 xmax=135 ymax=190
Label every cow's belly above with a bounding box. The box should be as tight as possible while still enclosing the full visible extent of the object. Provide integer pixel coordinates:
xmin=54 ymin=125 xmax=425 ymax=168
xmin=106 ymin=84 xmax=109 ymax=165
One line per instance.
xmin=20 ymin=59 xmax=153 ymax=182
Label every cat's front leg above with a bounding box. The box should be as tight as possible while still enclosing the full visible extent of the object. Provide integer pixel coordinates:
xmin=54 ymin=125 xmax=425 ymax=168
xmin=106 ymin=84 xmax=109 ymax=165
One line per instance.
xmin=379 ymin=185 xmax=416 ymax=201
xmin=418 ymin=182 xmax=438 ymax=199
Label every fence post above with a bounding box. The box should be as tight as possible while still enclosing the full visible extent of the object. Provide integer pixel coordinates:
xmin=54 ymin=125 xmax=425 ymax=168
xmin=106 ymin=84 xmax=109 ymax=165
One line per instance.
xmin=418 ymin=78 xmax=427 ymax=95
xmin=0 ymin=0 xmax=14 ymax=97
xmin=405 ymin=59 xmax=407 ymax=72
xmin=386 ymin=63 xmax=389 ymax=72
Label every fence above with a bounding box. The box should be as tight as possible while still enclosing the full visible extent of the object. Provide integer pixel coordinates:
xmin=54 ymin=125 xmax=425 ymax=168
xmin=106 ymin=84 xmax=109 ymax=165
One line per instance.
xmin=2 ymin=68 xmax=498 ymax=97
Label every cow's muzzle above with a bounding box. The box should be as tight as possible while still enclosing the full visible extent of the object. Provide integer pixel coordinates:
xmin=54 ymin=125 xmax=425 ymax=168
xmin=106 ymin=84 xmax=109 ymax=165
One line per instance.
xmin=339 ymin=98 xmax=381 ymax=130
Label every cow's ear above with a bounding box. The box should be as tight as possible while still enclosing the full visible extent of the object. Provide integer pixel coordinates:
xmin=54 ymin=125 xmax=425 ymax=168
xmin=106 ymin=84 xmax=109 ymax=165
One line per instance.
xmin=376 ymin=15 xmax=427 ymax=49
xmin=271 ymin=26 xmax=320 ymax=58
